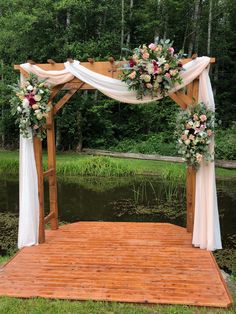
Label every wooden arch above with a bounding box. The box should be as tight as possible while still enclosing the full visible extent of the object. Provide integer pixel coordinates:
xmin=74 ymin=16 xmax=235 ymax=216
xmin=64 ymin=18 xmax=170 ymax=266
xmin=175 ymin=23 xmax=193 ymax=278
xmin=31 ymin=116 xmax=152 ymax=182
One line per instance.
xmin=15 ymin=58 xmax=215 ymax=244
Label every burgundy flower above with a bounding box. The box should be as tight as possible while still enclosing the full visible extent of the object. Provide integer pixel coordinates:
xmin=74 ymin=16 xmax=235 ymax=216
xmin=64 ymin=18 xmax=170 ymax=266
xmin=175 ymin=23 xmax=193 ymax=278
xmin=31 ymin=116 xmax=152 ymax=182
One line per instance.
xmin=129 ymin=59 xmax=136 ymax=67
xmin=25 ymin=93 xmax=36 ymax=106
xmin=178 ymin=62 xmax=183 ymax=68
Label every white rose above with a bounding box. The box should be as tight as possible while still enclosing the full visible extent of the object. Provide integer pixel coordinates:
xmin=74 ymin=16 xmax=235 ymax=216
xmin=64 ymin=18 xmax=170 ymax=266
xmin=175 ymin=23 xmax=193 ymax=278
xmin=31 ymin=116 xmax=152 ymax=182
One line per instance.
xmin=34 ymin=94 xmax=42 ymax=101
xmin=22 ymin=98 xmax=29 ymax=108
xmin=26 ymin=85 xmax=34 ymax=91
xmin=36 ymin=113 xmax=43 ymax=120
xmin=184 ymin=139 xmax=190 ymax=145
xmin=35 ymin=109 xmax=40 ymax=114
xmin=39 ymin=89 xmax=44 ymax=94
xmin=17 ymin=106 xmax=22 ymax=112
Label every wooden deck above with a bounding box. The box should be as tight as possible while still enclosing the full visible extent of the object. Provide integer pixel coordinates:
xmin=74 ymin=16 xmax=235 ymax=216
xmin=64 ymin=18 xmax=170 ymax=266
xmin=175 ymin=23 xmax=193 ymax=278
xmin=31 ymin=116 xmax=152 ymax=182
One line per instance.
xmin=0 ymin=222 xmax=232 ymax=307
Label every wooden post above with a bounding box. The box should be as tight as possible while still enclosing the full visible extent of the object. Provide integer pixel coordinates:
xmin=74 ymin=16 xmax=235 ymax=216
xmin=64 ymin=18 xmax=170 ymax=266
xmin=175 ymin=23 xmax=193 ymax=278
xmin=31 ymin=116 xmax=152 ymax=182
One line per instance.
xmin=46 ymin=106 xmax=58 ymax=230
xmin=33 ymin=136 xmax=45 ymax=243
xmin=186 ymin=166 xmax=196 ymax=232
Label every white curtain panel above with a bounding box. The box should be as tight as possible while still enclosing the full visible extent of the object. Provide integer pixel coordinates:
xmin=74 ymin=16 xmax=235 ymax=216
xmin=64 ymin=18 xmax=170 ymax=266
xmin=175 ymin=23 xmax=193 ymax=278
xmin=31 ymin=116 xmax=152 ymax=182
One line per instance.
xmin=18 ymin=131 xmax=39 ymax=248
xmin=19 ymin=57 xmax=222 ymax=250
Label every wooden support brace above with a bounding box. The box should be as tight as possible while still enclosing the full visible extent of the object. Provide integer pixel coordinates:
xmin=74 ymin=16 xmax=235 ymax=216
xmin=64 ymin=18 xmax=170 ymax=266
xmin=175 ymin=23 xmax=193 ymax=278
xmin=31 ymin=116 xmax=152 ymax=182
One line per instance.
xmin=169 ymin=91 xmax=193 ymax=109
xmin=43 ymin=168 xmax=55 ymax=177
xmin=53 ymin=85 xmax=83 ymax=115
xmin=44 ymin=211 xmax=55 ymax=224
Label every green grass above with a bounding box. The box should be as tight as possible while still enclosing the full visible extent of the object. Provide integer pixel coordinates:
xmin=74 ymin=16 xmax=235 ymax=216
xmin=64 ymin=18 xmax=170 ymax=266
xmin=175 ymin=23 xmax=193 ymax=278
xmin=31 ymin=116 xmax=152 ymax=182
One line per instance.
xmin=0 ymin=296 xmax=235 ymax=314
xmin=0 ymin=255 xmax=11 ymax=265
xmin=1 ymin=150 xmax=236 ymax=179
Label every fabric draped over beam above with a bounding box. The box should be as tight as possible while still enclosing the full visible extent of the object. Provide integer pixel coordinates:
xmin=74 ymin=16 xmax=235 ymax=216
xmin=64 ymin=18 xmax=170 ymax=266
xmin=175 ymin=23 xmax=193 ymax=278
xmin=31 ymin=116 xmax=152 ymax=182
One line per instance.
xmin=18 ymin=56 xmax=222 ymax=250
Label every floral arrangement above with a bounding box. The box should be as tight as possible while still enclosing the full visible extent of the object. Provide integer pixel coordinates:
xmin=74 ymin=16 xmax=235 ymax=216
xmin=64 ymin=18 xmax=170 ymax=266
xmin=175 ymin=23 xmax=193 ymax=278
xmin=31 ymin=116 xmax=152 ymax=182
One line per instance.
xmin=121 ymin=38 xmax=183 ymax=99
xmin=10 ymin=73 xmax=51 ymax=139
xmin=176 ymin=102 xmax=215 ymax=170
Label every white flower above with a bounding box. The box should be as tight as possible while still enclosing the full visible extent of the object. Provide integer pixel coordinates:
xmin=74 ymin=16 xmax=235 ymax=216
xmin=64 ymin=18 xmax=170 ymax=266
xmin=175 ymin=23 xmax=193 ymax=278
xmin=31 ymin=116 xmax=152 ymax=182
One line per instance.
xmin=22 ymin=98 xmax=29 ymax=108
xmin=157 ymin=56 xmax=166 ymax=66
xmin=26 ymin=85 xmax=33 ymax=91
xmin=35 ymin=109 xmax=41 ymax=114
xmin=34 ymin=94 xmax=42 ymax=101
xmin=184 ymin=139 xmax=190 ymax=145
xmin=17 ymin=106 xmax=22 ymax=112
xmin=36 ymin=113 xmax=43 ymax=120
xmin=184 ymin=130 xmax=189 ymax=135
xmin=38 ymin=89 xmax=44 ymax=94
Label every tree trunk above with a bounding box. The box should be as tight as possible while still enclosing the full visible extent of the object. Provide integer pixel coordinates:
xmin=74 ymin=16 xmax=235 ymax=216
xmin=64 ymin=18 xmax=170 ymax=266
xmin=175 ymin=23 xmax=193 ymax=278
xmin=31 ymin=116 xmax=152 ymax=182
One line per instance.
xmin=121 ymin=0 xmax=125 ymax=53
xmin=207 ymin=0 xmax=213 ymax=55
xmin=126 ymin=0 xmax=133 ymax=47
xmin=1 ymin=60 xmax=5 ymax=148
xmin=188 ymin=0 xmax=201 ymax=57
xmin=76 ymin=111 xmax=83 ymax=152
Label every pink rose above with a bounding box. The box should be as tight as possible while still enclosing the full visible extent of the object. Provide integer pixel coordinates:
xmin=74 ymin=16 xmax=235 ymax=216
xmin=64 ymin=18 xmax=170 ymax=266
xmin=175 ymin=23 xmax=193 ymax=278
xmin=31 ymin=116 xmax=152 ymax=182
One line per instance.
xmin=142 ymin=52 xmax=150 ymax=60
xmin=165 ymin=73 xmax=171 ymax=79
xmin=164 ymin=64 xmax=170 ymax=71
xmin=148 ymin=43 xmax=156 ymax=51
xmin=146 ymin=83 xmax=153 ymax=89
xmin=200 ymin=114 xmax=207 ymax=122
xmin=181 ymin=134 xmax=187 ymax=141
xmin=193 ymin=114 xmax=199 ymax=121
xmin=207 ymin=129 xmax=213 ymax=136
xmin=168 ymin=47 xmax=174 ymax=54
xmin=196 ymin=153 xmax=203 ymax=163
xmin=128 ymin=71 xmax=136 ymax=80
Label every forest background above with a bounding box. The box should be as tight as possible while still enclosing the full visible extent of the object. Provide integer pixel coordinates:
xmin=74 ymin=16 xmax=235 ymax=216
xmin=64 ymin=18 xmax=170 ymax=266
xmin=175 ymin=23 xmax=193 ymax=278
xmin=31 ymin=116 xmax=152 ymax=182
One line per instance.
xmin=0 ymin=0 xmax=235 ymax=160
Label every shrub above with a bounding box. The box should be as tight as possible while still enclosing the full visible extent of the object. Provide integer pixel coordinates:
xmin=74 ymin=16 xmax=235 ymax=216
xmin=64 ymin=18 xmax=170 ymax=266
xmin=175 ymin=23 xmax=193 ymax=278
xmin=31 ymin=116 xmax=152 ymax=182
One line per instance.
xmin=0 ymin=212 xmax=18 ymax=255
xmin=215 ymin=123 xmax=236 ymax=160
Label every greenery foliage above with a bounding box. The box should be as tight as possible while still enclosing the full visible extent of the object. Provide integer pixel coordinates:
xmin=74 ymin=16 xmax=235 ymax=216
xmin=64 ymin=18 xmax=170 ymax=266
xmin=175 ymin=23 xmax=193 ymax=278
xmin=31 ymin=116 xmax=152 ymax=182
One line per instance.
xmin=56 ymin=156 xmax=135 ymax=177
xmin=0 ymin=213 xmax=18 ymax=255
xmin=10 ymin=73 xmax=51 ymax=139
xmin=176 ymin=102 xmax=215 ymax=169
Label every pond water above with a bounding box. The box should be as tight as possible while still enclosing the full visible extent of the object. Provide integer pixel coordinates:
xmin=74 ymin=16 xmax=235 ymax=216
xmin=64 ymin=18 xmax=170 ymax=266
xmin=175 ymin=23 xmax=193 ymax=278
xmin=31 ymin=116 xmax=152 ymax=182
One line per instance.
xmin=0 ymin=174 xmax=235 ymax=273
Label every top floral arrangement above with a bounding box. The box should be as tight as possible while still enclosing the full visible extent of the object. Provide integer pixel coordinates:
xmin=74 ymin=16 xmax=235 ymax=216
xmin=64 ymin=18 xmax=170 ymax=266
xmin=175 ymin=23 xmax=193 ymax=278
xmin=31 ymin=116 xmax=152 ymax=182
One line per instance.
xmin=121 ymin=39 xmax=183 ymax=99
xmin=10 ymin=73 xmax=51 ymax=140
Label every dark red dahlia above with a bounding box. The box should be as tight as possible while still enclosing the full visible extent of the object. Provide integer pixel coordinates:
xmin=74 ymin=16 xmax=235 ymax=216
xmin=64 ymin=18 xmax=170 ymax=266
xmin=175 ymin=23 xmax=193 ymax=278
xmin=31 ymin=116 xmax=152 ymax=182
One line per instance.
xmin=25 ymin=93 xmax=36 ymax=106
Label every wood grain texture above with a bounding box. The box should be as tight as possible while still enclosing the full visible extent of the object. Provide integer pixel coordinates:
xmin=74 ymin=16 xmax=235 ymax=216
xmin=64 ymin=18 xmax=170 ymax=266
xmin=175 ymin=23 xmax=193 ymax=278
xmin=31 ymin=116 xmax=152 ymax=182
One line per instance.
xmin=0 ymin=222 xmax=232 ymax=307
xmin=33 ymin=137 xmax=45 ymax=243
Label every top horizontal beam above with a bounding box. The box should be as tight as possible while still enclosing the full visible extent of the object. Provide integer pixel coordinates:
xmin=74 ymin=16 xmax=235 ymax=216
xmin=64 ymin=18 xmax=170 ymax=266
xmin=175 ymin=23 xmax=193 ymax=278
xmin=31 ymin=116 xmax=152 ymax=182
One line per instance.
xmin=14 ymin=58 xmax=215 ymax=90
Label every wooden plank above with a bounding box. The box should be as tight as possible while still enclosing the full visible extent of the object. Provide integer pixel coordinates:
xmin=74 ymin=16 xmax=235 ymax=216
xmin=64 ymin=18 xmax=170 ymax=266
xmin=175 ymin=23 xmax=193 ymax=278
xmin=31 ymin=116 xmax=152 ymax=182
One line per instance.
xmin=33 ymin=137 xmax=45 ymax=243
xmin=0 ymin=222 xmax=232 ymax=307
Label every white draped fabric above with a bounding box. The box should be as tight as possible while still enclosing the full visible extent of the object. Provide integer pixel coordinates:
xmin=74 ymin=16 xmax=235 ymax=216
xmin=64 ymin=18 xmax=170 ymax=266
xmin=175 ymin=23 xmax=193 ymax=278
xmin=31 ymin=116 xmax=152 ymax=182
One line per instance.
xmin=18 ymin=131 xmax=39 ymax=248
xmin=19 ymin=56 xmax=222 ymax=250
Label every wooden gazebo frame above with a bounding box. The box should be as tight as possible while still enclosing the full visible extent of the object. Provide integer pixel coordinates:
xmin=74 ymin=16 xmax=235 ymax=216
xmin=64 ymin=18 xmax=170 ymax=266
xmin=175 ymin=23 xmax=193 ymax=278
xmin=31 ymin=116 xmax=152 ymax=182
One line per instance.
xmin=15 ymin=57 xmax=215 ymax=244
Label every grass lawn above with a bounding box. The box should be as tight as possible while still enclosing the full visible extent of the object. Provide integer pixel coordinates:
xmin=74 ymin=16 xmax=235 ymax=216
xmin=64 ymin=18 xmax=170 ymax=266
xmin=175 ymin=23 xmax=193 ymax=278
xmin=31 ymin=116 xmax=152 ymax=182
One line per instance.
xmin=0 ymin=150 xmax=236 ymax=179
xmin=0 ymin=295 xmax=235 ymax=314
